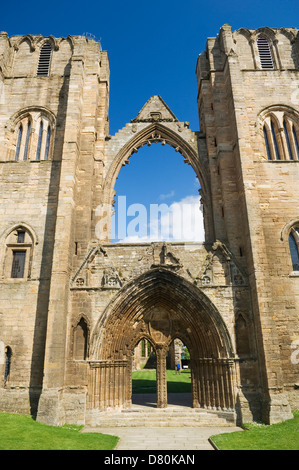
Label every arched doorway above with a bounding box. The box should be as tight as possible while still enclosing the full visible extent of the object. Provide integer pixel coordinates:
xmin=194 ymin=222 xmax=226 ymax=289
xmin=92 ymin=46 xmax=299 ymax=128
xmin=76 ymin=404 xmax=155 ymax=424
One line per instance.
xmin=88 ymin=268 xmax=235 ymax=413
xmin=132 ymin=337 xmax=157 ymax=407
xmin=166 ymin=338 xmax=192 ymax=408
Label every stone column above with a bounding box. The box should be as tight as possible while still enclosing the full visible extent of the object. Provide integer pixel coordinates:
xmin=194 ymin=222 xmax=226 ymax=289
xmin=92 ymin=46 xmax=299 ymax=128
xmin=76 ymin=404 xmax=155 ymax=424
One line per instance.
xmin=87 ymin=360 xmax=129 ymax=411
xmin=156 ymin=347 xmax=167 ymax=408
xmin=191 ymin=358 xmax=200 ymax=408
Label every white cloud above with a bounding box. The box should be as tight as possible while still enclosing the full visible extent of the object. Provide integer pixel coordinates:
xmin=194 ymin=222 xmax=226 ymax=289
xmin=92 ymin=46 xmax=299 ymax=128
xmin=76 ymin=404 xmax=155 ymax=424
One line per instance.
xmin=119 ymin=195 xmax=205 ymax=243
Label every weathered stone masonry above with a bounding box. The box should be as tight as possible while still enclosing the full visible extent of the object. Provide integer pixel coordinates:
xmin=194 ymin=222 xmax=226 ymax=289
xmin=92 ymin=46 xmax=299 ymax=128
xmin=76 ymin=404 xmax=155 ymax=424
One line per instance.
xmin=0 ymin=25 xmax=298 ymax=426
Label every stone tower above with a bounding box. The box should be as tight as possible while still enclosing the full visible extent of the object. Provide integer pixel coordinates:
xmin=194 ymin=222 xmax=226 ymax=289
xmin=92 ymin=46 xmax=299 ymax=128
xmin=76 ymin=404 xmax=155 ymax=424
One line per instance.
xmin=196 ymin=25 xmax=299 ymax=423
xmin=0 ymin=25 xmax=298 ymax=426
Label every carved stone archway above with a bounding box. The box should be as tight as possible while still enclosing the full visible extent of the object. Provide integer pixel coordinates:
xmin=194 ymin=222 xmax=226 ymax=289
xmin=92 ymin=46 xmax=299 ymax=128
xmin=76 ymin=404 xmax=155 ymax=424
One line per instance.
xmin=88 ymin=268 xmax=235 ymax=413
xmin=97 ymin=96 xmax=214 ymax=243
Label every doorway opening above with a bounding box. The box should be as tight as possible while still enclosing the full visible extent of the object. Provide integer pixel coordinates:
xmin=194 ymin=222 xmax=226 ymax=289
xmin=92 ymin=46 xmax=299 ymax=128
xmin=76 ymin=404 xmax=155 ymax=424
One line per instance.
xmin=132 ymin=338 xmax=157 ymax=408
xmin=167 ymin=338 xmax=192 ymax=407
xmin=131 ymin=336 xmax=193 ymax=409
xmin=89 ymin=269 xmax=235 ymax=413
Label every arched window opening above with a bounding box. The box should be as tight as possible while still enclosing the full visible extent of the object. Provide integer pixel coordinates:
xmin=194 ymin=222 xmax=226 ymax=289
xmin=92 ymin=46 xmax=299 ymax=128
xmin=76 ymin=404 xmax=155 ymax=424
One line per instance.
xmin=4 ymin=346 xmax=12 ymax=384
xmin=289 ymin=228 xmax=299 ymax=272
xmin=14 ymin=124 xmax=23 ymax=161
xmin=235 ymin=315 xmax=251 ymax=357
xmin=260 ymin=110 xmax=299 ymax=161
xmin=283 ymin=120 xmax=294 ymax=160
xmin=257 ymin=35 xmax=274 ymax=69
xmin=271 ymin=120 xmax=281 ymax=160
xmin=133 ymin=338 xmax=154 ymax=371
xmin=3 ymin=226 xmax=34 ymax=280
xmin=23 ymin=120 xmax=31 ymax=161
xmin=44 ymin=126 xmax=51 ymax=161
xmin=37 ymin=42 xmax=52 ymax=76
xmin=35 ymin=121 xmax=43 ymax=161
xmin=73 ymin=318 xmax=88 ymax=360
xmin=112 ymin=144 xmax=205 ymax=243
xmin=10 ymin=110 xmax=55 ymax=162
xmin=292 ymin=125 xmax=299 ymax=159
xmin=263 ymin=125 xmax=272 ymax=160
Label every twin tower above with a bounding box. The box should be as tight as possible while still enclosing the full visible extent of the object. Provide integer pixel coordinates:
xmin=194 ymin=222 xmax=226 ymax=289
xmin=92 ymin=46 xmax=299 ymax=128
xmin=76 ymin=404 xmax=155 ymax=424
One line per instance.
xmin=0 ymin=25 xmax=298 ymax=426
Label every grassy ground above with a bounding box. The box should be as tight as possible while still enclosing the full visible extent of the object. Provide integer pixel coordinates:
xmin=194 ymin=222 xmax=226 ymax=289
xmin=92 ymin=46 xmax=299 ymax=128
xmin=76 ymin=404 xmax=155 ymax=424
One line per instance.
xmin=211 ymin=411 xmax=299 ymax=450
xmin=0 ymin=412 xmax=119 ymax=450
xmin=133 ymin=370 xmax=299 ymax=450
xmin=132 ymin=368 xmax=191 ymax=393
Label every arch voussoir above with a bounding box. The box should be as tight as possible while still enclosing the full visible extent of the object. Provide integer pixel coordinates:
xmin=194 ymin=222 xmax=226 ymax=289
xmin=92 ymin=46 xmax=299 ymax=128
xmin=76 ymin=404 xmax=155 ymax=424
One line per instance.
xmin=88 ymin=268 xmax=236 ymax=412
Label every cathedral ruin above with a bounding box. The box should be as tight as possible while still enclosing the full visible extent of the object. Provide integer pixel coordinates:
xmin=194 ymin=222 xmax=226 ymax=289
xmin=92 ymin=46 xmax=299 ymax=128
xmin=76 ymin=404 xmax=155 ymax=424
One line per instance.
xmin=0 ymin=25 xmax=298 ymax=426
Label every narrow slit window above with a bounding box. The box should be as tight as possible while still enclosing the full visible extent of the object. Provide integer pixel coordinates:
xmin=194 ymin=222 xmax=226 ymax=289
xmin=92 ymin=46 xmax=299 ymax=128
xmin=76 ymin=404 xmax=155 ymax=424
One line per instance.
xmin=271 ymin=120 xmax=281 ymax=160
xmin=37 ymin=43 xmax=52 ymax=76
xmin=36 ymin=121 xmax=43 ymax=161
xmin=15 ymin=124 xmax=23 ymax=161
xmin=283 ymin=120 xmax=294 ymax=160
xmin=257 ymin=36 xmax=274 ymax=69
xmin=44 ymin=126 xmax=51 ymax=161
xmin=4 ymin=347 xmax=12 ymax=383
xmin=23 ymin=120 xmax=31 ymax=161
xmin=263 ymin=125 xmax=272 ymax=160
xmin=11 ymin=250 xmax=26 ymax=278
xmin=73 ymin=318 xmax=88 ymax=360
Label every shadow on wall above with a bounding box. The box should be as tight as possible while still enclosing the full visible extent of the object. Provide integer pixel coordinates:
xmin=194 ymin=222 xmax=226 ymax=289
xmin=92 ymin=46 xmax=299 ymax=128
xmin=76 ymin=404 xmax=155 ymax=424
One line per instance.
xmin=29 ymin=59 xmax=71 ymax=418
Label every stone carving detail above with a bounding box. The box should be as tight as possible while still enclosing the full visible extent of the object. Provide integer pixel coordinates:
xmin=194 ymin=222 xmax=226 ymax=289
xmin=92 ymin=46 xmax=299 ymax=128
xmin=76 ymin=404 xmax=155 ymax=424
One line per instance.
xmin=148 ymin=312 xmax=172 ymax=345
xmin=76 ymin=277 xmax=85 ymax=287
xmin=131 ymin=95 xmax=179 ymax=123
xmin=102 ymin=268 xmax=122 ymax=289
xmin=233 ymin=273 xmax=244 ymax=286
xmin=201 ymin=275 xmax=211 ymax=286
xmin=212 ymin=241 xmax=247 ymax=286
xmin=151 ymin=243 xmax=182 ymax=271
xmin=200 ymin=252 xmax=214 ymax=286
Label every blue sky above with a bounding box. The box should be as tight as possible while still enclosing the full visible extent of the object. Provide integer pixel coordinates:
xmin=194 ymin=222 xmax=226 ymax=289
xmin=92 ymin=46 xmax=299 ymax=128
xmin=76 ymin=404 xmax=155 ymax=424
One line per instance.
xmin=2 ymin=0 xmax=298 ymax=241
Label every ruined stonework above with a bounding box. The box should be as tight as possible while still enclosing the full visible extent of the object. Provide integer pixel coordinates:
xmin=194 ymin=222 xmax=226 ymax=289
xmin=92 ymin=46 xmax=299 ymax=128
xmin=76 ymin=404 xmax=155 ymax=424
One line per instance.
xmin=0 ymin=26 xmax=298 ymax=426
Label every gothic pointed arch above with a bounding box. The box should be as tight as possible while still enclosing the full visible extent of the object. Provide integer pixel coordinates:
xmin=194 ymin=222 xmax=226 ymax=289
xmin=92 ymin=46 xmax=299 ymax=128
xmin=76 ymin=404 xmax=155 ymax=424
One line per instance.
xmin=88 ymin=267 xmax=235 ymax=411
xmin=254 ymin=27 xmax=277 ymax=43
xmin=90 ymin=267 xmax=234 ymax=359
xmin=73 ymin=317 xmax=89 ymax=360
xmin=5 ymin=106 xmax=56 ymax=162
xmin=0 ymin=223 xmax=37 ymax=280
xmin=104 ymin=122 xmax=207 ymax=199
xmin=13 ymin=35 xmax=35 ymax=52
xmin=101 ymin=100 xmax=213 ymax=242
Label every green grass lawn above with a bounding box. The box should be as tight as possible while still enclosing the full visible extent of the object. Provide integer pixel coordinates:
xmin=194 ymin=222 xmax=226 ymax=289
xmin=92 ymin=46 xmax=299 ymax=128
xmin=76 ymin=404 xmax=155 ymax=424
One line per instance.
xmin=0 ymin=412 xmax=119 ymax=450
xmin=132 ymin=368 xmax=191 ymax=393
xmin=211 ymin=411 xmax=299 ymax=450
